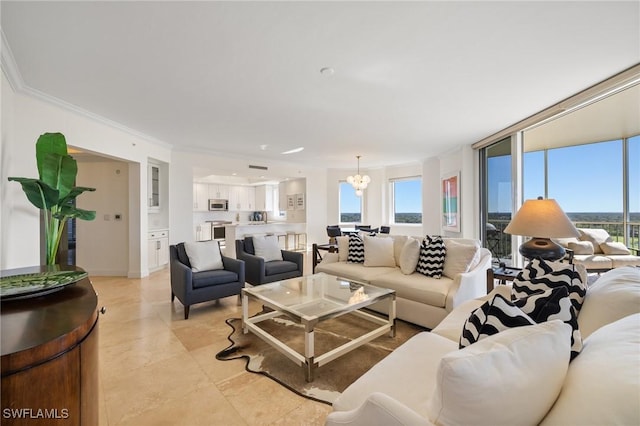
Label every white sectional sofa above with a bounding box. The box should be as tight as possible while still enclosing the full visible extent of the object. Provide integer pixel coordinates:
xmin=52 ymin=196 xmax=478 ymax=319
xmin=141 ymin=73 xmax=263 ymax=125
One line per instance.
xmin=315 ymin=235 xmax=492 ymax=329
xmin=558 ymin=228 xmax=640 ymax=272
xmin=325 ymin=266 xmax=640 ymax=426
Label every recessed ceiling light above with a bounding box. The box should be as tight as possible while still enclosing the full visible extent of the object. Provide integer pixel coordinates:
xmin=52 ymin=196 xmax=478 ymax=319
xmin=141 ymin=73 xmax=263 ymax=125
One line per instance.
xmin=281 ymin=147 xmax=304 ymax=155
xmin=320 ymin=67 xmax=334 ymax=75
xmin=260 ymin=144 xmax=268 ymax=151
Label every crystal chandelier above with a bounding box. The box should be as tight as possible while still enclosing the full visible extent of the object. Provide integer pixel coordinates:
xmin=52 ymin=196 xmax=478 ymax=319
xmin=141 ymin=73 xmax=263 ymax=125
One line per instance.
xmin=346 ymin=155 xmax=370 ymax=197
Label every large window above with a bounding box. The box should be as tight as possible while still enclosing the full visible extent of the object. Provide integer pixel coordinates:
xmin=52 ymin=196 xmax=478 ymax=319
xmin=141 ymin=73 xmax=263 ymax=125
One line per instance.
xmin=524 ymin=139 xmax=626 ymax=240
xmin=390 ymin=177 xmax=422 ymax=223
xmin=339 ymin=181 xmax=362 ymax=223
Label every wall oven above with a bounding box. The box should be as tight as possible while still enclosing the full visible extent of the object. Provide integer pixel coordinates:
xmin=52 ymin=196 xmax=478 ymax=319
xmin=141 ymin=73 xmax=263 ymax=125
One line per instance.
xmin=208 ymin=199 xmax=228 ymax=211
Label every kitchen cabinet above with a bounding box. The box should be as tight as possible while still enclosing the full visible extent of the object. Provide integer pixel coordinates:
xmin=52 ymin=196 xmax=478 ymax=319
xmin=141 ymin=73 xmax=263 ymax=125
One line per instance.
xmin=255 ymin=185 xmax=274 ymax=211
xmin=208 ymin=184 xmax=229 ymax=200
xmin=148 ymin=163 xmax=160 ymax=212
xmin=148 ymin=230 xmax=169 ymax=271
xmin=193 ymin=183 xmax=209 ymax=211
xmin=229 ymin=185 xmax=255 ymax=211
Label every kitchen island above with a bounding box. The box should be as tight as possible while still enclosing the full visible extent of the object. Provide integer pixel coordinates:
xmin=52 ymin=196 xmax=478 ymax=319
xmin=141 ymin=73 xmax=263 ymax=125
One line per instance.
xmin=224 ymin=222 xmax=306 ymax=257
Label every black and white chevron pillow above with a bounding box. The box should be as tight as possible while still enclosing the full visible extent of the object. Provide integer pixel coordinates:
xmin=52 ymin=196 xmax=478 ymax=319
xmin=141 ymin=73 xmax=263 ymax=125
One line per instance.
xmin=347 ymin=233 xmax=365 ymax=263
xmin=459 ymin=293 xmax=535 ymax=348
xmin=512 ymin=258 xmax=587 ymax=313
xmin=416 ymin=235 xmax=446 ymax=278
xmin=513 ymin=286 xmax=583 ymax=359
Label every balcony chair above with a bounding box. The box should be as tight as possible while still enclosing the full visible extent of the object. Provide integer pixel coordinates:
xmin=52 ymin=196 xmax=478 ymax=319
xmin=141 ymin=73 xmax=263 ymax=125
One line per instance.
xmin=327 ymin=225 xmax=342 ymax=244
xmin=235 ymin=235 xmax=303 ymax=286
xmin=170 ymin=241 xmax=245 ymax=319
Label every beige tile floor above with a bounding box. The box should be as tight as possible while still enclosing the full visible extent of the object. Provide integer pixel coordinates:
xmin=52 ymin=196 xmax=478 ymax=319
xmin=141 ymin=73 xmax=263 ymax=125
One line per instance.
xmin=93 ymin=251 xmax=332 ymax=425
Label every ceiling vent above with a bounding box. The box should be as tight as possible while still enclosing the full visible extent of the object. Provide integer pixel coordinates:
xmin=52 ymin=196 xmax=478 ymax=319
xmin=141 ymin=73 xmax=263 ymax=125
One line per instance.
xmin=248 ymin=165 xmax=268 ymax=170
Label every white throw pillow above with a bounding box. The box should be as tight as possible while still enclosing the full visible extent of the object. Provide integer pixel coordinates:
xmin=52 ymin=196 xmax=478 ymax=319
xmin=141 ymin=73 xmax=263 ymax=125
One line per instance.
xmin=567 ymin=240 xmax=595 ymax=255
xmin=184 ymin=241 xmax=224 ymax=272
xmin=363 ymin=235 xmax=396 ymax=267
xmin=336 ymin=235 xmax=350 ymax=262
xmin=399 ymin=238 xmax=421 ymax=274
xmin=541 ymin=314 xmax=640 ymax=426
xmin=442 ymin=239 xmax=480 ymax=279
xmin=391 ymin=235 xmax=409 ymax=266
xmin=577 ymin=266 xmax=640 ymax=338
xmin=579 ymin=228 xmax=612 ymax=254
xmin=252 ymin=235 xmax=283 ymax=262
xmin=599 ymin=241 xmax=631 ymax=255
xmin=428 ymin=320 xmax=571 ymax=426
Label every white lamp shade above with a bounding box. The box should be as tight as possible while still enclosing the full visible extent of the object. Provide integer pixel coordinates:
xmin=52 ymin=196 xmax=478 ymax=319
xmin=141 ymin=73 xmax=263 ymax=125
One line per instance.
xmin=504 ymin=198 xmax=580 ymax=238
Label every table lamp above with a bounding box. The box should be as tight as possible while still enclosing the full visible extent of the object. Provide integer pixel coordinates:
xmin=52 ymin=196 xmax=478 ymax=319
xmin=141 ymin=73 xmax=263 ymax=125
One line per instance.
xmin=504 ymin=197 xmax=579 ymax=261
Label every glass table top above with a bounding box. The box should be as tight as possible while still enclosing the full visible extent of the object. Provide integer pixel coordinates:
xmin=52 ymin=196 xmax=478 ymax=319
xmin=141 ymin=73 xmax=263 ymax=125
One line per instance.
xmin=242 ymin=273 xmax=394 ymax=321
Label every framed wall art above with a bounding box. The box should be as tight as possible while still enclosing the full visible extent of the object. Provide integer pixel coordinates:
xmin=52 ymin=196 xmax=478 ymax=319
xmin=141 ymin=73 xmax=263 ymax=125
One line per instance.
xmin=286 ymin=194 xmax=295 ymax=210
xmin=295 ymin=193 xmax=305 ymax=210
xmin=441 ymin=171 xmax=460 ymax=232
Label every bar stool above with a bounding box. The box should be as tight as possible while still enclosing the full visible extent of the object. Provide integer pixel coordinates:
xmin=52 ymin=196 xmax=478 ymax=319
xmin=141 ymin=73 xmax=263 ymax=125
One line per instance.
xmin=277 ymin=233 xmax=288 ymax=249
xmin=289 ymin=231 xmax=307 ymax=251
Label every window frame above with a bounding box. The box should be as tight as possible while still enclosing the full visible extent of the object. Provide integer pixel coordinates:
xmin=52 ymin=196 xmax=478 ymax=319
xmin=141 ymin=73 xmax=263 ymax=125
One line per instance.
xmin=389 ymin=176 xmax=422 ymax=225
xmin=338 ymin=180 xmax=363 ymax=224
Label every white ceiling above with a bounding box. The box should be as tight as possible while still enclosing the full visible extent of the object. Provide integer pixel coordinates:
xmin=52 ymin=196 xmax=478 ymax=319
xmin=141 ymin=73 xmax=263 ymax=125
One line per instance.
xmin=2 ymin=1 xmax=639 ymax=171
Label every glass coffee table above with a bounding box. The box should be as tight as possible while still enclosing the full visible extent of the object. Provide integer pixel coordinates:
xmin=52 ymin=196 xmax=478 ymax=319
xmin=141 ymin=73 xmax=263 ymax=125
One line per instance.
xmin=241 ymin=272 xmax=396 ymax=382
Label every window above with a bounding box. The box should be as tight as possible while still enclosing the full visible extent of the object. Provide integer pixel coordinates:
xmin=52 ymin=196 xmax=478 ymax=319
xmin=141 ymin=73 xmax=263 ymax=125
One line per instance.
xmin=339 ymin=181 xmax=362 ymax=223
xmin=629 ymin=135 xmax=639 ymax=250
xmin=390 ymin=177 xmax=422 ymax=223
xmin=482 ymin=137 xmax=513 ymax=263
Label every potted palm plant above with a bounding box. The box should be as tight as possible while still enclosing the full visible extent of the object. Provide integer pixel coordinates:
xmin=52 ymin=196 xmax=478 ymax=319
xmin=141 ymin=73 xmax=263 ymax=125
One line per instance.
xmin=8 ymin=132 xmax=96 ymax=265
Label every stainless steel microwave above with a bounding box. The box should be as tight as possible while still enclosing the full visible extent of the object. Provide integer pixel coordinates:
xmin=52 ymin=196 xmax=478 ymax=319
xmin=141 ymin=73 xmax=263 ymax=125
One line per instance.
xmin=208 ymin=199 xmax=228 ymax=211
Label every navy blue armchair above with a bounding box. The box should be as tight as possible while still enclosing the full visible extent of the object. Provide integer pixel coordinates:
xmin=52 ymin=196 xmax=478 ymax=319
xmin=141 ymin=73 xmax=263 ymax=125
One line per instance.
xmin=235 ymin=237 xmax=303 ymax=286
xmin=170 ymin=243 xmax=245 ymax=319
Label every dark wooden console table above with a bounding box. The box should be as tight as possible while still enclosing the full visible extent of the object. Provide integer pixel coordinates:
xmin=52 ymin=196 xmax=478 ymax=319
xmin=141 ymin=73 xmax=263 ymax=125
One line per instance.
xmin=1 ymin=266 xmax=100 ymax=425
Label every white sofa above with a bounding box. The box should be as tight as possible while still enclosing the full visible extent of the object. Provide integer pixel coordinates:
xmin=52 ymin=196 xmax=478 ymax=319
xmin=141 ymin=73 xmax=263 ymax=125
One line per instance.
xmin=315 ymin=235 xmax=492 ymax=329
xmin=325 ymin=266 xmax=640 ymax=426
xmin=558 ymin=228 xmax=640 ymax=272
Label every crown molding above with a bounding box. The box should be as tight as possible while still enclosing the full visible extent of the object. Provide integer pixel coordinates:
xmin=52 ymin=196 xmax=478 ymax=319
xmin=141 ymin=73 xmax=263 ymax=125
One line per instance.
xmin=1 ymin=29 xmax=25 ymax=92
xmin=1 ymin=29 xmax=173 ymax=150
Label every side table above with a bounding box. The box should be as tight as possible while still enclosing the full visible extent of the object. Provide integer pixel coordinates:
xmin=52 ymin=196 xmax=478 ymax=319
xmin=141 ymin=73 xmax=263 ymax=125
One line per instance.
xmin=486 ymin=265 xmax=522 ymax=293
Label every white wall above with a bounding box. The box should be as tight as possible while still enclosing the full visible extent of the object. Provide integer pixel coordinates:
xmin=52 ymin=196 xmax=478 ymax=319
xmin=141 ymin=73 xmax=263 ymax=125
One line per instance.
xmin=1 ymin=71 xmax=171 ymax=274
xmin=76 ymin=160 xmax=130 ymax=275
xmin=438 ymin=145 xmax=478 ymax=239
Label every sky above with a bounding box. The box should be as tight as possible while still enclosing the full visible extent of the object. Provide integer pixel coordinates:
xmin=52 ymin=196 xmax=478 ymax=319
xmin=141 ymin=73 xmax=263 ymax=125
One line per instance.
xmin=489 ymin=136 xmax=639 ymax=214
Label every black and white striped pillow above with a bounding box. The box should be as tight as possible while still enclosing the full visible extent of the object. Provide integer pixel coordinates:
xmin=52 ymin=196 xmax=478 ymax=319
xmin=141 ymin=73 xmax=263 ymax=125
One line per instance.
xmin=347 ymin=233 xmax=365 ymax=263
xmin=416 ymin=235 xmax=446 ymax=278
xmin=459 ymin=293 xmax=535 ymax=348
xmin=512 ymin=258 xmax=587 ymax=313
xmin=513 ymin=287 xmax=583 ymax=359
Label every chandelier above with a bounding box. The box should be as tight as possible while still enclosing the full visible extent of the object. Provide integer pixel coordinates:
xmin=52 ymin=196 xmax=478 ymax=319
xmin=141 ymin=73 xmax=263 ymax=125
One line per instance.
xmin=346 ymin=155 xmax=370 ymax=196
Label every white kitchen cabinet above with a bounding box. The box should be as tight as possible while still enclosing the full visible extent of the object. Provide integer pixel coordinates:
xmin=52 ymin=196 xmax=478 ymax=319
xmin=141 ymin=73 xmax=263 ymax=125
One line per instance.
xmin=255 ymin=185 xmax=274 ymax=211
xmin=148 ymin=230 xmax=169 ymax=271
xmin=246 ymin=186 xmax=255 ymax=211
xmin=255 ymin=185 xmax=266 ymax=210
xmin=193 ymin=183 xmax=209 ymax=211
xmin=148 ymin=163 xmax=160 ymax=212
xmin=228 ymin=185 xmax=256 ymax=211
xmin=208 ymin=184 xmax=229 ymax=200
